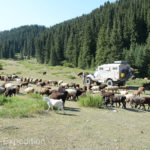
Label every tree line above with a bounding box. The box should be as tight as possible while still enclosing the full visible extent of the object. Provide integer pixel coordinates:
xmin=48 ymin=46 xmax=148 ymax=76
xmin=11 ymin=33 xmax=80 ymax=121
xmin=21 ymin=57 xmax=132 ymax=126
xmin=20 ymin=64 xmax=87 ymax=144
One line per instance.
xmin=0 ymin=0 xmax=150 ymax=77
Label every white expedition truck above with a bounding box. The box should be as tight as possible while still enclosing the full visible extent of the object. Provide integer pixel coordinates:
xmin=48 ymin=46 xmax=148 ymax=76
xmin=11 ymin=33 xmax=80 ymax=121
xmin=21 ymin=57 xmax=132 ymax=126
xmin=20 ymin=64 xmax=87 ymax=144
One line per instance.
xmin=85 ymin=61 xmax=132 ymax=86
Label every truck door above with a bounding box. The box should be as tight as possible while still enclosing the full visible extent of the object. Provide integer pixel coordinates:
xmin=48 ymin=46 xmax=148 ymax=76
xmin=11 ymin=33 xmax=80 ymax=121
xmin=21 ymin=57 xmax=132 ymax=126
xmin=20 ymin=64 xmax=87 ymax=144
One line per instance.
xmin=112 ymin=66 xmax=119 ymax=81
xmin=97 ymin=67 xmax=103 ymax=80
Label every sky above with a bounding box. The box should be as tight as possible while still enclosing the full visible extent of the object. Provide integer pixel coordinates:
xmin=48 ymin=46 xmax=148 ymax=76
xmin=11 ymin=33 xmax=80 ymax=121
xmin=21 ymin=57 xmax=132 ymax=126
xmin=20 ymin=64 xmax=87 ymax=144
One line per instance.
xmin=0 ymin=0 xmax=116 ymax=31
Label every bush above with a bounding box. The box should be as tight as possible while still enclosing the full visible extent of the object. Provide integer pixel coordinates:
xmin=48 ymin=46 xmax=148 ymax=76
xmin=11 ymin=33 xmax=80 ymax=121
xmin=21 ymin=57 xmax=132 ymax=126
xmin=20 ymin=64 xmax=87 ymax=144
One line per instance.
xmin=61 ymin=61 xmax=75 ymax=68
xmin=67 ymin=75 xmax=76 ymax=79
xmin=78 ymin=94 xmax=104 ymax=107
xmin=0 ymin=96 xmax=48 ymax=118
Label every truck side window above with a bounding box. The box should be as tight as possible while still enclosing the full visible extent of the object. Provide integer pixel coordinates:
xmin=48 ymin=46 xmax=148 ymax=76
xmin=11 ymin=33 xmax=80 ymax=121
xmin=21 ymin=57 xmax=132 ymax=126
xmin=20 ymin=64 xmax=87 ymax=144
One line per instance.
xmin=99 ymin=67 xmax=103 ymax=70
xmin=113 ymin=67 xmax=117 ymax=70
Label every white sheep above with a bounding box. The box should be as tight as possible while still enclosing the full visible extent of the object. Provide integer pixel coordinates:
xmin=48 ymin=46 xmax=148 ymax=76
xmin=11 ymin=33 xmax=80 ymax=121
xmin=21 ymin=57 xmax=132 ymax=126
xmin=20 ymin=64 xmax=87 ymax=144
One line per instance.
xmin=125 ymin=93 xmax=134 ymax=102
xmin=65 ymin=89 xmax=77 ymax=99
xmin=24 ymin=87 xmax=34 ymax=94
xmin=61 ymin=83 xmax=68 ymax=87
xmin=43 ymin=97 xmax=65 ymax=114
xmin=120 ymin=90 xmax=128 ymax=96
xmin=5 ymin=83 xmax=14 ymax=89
xmin=15 ymin=78 xmax=22 ymax=82
xmin=105 ymin=86 xmax=119 ymax=93
xmin=58 ymin=80 xmax=63 ymax=85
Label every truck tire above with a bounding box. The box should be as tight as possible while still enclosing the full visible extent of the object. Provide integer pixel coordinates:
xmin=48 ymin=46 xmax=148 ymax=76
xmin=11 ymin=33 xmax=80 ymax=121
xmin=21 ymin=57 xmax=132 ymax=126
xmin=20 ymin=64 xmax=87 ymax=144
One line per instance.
xmin=106 ymin=79 xmax=113 ymax=86
xmin=86 ymin=77 xmax=93 ymax=85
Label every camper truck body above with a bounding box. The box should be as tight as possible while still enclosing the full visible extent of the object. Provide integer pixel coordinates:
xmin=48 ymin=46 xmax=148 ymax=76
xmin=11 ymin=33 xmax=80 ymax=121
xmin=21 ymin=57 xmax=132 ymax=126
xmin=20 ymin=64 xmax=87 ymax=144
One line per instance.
xmin=86 ymin=61 xmax=131 ymax=86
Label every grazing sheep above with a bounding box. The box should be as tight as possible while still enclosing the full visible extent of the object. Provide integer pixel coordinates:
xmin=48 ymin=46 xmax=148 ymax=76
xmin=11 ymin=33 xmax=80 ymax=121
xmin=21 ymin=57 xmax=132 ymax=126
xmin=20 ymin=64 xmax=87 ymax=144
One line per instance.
xmin=12 ymin=85 xmax=20 ymax=94
xmin=129 ymin=96 xmax=145 ymax=109
xmin=52 ymin=81 xmax=58 ymax=86
xmin=44 ymin=80 xmax=50 ymax=85
xmin=119 ymin=86 xmax=129 ymax=91
xmin=37 ymin=82 xmax=46 ymax=87
xmin=61 ymin=83 xmax=68 ymax=88
xmin=133 ymin=90 xmax=141 ymax=96
xmin=15 ymin=78 xmax=22 ymax=82
xmin=36 ymin=88 xmax=51 ymax=96
xmin=24 ymin=87 xmax=34 ymax=94
xmin=21 ymin=82 xmax=29 ymax=87
xmin=5 ymin=87 xmax=17 ymax=97
xmin=125 ymin=93 xmax=134 ymax=102
xmin=109 ymin=95 xmax=126 ymax=108
xmin=43 ymin=72 xmax=47 ymax=75
xmin=58 ymin=80 xmax=63 ymax=86
xmin=100 ymin=91 xmax=114 ymax=106
xmin=5 ymin=83 xmax=14 ymax=89
xmin=142 ymin=97 xmax=150 ymax=110
xmin=120 ymin=91 xmax=128 ymax=96
xmin=138 ymin=87 xmax=145 ymax=93
xmin=50 ymin=91 xmax=68 ymax=106
xmin=65 ymin=89 xmax=77 ymax=100
xmin=105 ymin=86 xmax=119 ymax=93
xmin=43 ymin=97 xmax=65 ymax=113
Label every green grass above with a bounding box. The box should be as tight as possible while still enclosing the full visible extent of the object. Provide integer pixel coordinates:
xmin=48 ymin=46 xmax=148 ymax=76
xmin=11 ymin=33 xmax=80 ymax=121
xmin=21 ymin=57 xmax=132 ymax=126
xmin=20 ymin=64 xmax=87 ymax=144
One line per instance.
xmin=67 ymin=75 xmax=76 ymax=79
xmin=15 ymin=71 xmax=22 ymax=74
xmin=51 ymin=71 xmax=71 ymax=75
xmin=126 ymin=78 xmax=150 ymax=86
xmin=0 ymin=95 xmax=12 ymax=105
xmin=27 ymin=93 xmax=43 ymax=99
xmin=0 ymin=96 xmax=48 ymax=118
xmin=78 ymin=94 xmax=104 ymax=107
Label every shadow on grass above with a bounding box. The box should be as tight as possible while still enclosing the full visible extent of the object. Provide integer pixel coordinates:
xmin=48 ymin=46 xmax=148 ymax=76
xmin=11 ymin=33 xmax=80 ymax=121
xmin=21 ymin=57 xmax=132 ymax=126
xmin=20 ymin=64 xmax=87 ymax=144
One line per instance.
xmin=125 ymin=107 xmax=145 ymax=113
xmin=128 ymin=86 xmax=139 ymax=90
xmin=59 ymin=113 xmax=78 ymax=116
xmin=64 ymin=107 xmax=80 ymax=112
xmin=18 ymin=93 xmax=26 ymax=96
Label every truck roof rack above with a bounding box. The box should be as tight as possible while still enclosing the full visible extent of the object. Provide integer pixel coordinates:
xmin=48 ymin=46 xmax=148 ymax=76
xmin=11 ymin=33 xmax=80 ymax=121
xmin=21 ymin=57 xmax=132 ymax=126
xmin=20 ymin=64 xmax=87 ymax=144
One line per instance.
xmin=114 ymin=61 xmax=128 ymax=64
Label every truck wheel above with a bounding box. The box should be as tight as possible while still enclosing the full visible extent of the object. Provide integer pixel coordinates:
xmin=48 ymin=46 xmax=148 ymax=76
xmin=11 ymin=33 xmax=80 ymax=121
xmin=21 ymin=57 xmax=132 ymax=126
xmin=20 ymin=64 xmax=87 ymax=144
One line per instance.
xmin=107 ymin=79 xmax=113 ymax=86
xmin=86 ymin=78 xmax=92 ymax=85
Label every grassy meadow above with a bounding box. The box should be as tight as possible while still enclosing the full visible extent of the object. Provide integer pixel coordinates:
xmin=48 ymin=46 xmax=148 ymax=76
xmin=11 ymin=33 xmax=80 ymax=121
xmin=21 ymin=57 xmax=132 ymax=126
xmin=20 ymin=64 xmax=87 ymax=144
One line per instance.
xmin=0 ymin=59 xmax=150 ymax=150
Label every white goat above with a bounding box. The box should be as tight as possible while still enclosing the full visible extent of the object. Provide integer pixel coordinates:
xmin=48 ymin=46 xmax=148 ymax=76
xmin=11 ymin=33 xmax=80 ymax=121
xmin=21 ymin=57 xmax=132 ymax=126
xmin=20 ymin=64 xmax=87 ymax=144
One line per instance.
xmin=43 ymin=97 xmax=65 ymax=114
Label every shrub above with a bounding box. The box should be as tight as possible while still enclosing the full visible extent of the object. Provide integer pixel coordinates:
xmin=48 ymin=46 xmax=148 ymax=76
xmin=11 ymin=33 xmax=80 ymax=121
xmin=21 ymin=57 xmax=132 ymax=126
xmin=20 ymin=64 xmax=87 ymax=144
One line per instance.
xmin=67 ymin=75 xmax=76 ymax=79
xmin=78 ymin=94 xmax=104 ymax=107
xmin=0 ymin=96 xmax=48 ymax=118
xmin=61 ymin=61 xmax=75 ymax=68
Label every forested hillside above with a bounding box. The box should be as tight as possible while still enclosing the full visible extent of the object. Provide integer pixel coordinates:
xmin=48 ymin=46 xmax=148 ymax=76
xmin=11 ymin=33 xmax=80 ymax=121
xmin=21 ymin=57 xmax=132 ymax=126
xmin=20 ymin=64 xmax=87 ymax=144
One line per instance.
xmin=0 ymin=25 xmax=47 ymax=59
xmin=0 ymin=0 xmax=150 ymax=77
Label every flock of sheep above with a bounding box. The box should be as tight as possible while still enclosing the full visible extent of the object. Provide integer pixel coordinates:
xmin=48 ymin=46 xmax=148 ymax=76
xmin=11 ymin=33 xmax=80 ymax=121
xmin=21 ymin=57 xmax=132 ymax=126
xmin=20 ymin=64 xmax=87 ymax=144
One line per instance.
xmin=0 ymin=73 xmax=150 ymax=112
xmin=0 ymin=74 xmax=86 ymax=113
xmin=89 ymin=83 xmax=150 ymax=111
